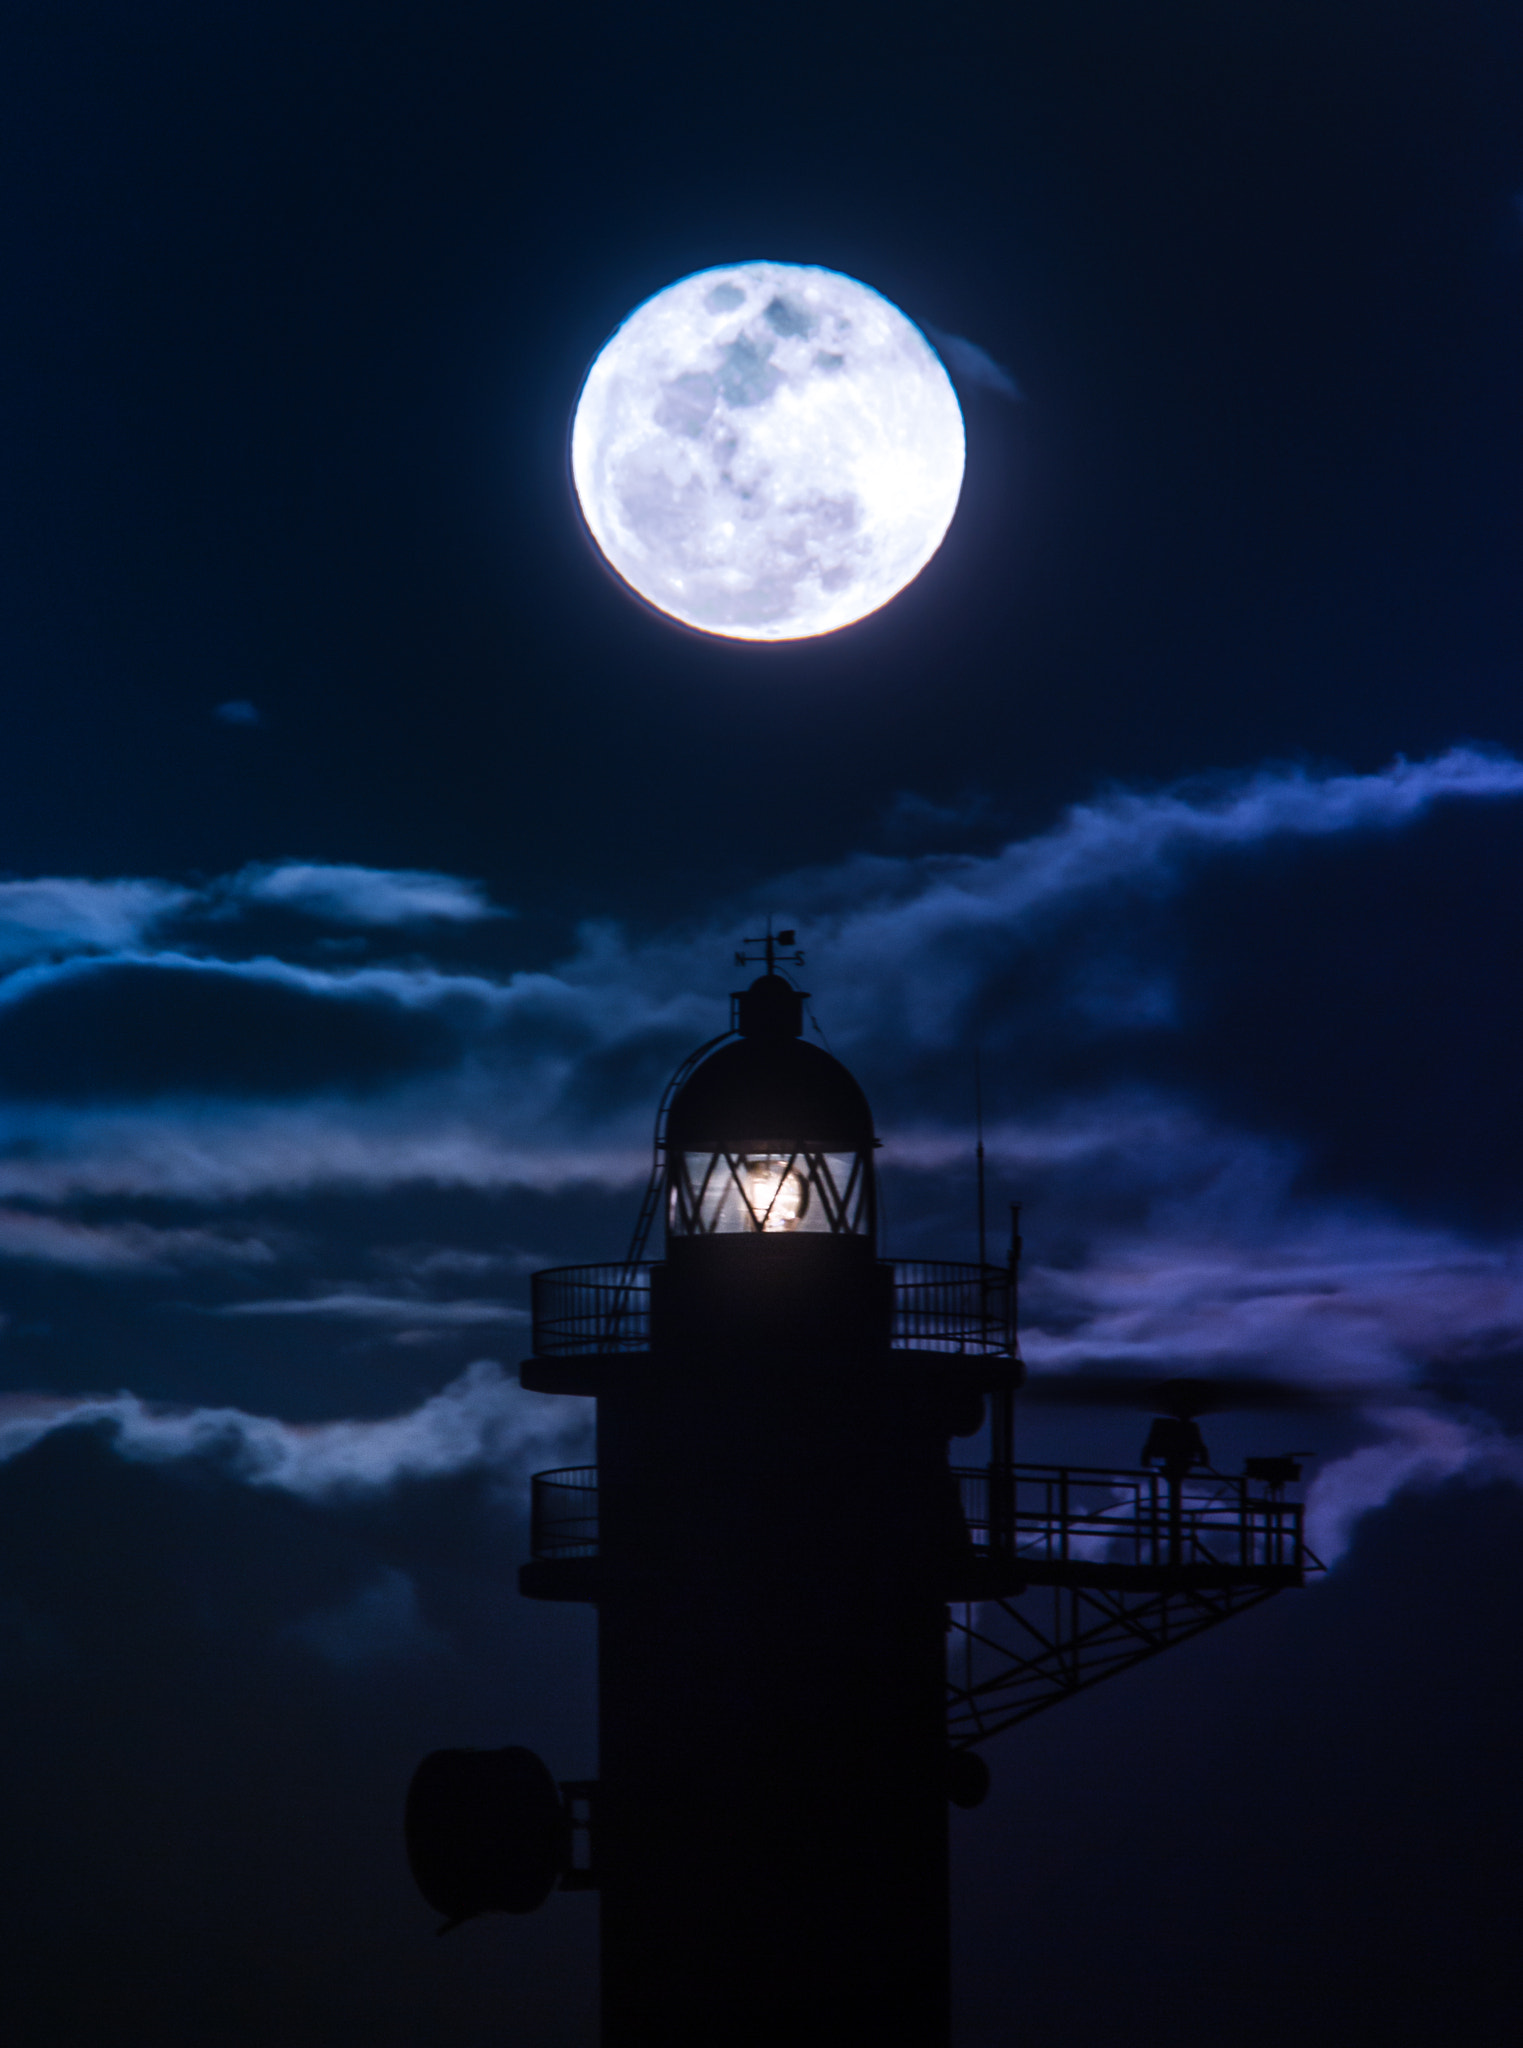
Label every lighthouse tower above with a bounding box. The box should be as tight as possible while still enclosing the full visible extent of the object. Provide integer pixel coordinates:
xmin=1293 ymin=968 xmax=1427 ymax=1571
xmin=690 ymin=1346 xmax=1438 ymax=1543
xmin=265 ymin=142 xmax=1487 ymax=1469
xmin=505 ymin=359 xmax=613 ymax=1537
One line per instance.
xmin=404 ymin=943 xmax=1316 ymax=2044
xmin=522 ymin=955 xmax=1004 ymax=2045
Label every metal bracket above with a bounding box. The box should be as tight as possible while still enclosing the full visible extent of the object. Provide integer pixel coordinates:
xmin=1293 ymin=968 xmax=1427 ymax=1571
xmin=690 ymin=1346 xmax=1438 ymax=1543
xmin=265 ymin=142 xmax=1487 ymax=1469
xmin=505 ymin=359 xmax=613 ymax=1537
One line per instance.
xmin=559 ymin=1779 xmax=599 ymax=1891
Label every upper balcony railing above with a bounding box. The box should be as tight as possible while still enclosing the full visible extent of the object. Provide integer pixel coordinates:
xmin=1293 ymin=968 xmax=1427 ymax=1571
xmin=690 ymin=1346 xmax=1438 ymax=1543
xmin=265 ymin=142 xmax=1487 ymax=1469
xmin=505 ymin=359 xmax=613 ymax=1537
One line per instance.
xmin=531 ymin=1263 xmax=654 ymax=1357
xmin=889 ymin=1260 xmax=1012 ymax=1356
xmin=529 ymin=1258 xmax=1014 ymax=1361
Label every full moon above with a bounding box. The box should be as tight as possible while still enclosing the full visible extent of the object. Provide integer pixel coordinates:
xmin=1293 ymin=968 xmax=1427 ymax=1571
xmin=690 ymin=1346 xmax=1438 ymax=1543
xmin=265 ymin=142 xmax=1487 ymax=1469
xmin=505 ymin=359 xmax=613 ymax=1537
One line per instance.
xmin=570 ymin=262 xmax=965 ymax=642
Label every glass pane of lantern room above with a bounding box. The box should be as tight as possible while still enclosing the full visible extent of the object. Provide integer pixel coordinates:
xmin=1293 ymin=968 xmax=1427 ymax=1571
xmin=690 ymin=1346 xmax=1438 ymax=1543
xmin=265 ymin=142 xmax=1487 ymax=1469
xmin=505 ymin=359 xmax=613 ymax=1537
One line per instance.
xmin=819 ymin=1150 xmax=870 ymax=1233
xmin=674 ymin=1151 xmax=870 ymax=1235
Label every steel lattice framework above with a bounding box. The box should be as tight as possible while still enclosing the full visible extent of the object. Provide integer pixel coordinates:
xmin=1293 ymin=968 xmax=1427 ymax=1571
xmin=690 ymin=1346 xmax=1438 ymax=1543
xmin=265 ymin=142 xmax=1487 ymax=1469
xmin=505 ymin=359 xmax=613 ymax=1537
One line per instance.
xmin=946 ymin=1575 xmax=1289 ymax=1747
xmin=945 ymin=1458 xmax=1322 ymax=1746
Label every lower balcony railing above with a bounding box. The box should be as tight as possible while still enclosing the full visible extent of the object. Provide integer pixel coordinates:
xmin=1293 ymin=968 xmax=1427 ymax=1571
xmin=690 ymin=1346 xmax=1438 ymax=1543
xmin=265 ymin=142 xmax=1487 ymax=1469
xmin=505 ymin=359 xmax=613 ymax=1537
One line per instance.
xmin=528 ymin=1460 xmax=1312 ymax=1584
xmin=954 ymin=1464 xmax=1308 ymax=1579
xmin=530 ymin=1466 xmax=600 ymax=1559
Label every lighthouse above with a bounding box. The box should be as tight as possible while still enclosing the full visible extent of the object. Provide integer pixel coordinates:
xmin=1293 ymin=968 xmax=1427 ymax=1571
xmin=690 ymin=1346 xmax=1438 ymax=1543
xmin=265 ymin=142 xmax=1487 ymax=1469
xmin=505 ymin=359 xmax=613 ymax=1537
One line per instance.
xmin=522 ymin=949 xmax=1008 ymax=2044
xmin=404 ymin=940 xmax=1315 ymax=2043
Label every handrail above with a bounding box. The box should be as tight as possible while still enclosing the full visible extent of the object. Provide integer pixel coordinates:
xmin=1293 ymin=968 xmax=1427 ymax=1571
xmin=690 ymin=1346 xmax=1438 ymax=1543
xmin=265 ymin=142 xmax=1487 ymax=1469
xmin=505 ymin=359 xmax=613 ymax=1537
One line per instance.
xmin=531 ymin=1264 xmax=654 ymax=1357
xmin=953 ymin=1463 xmax=1310 ymax=1577
xmin=623 ymin=1031 xmax=737 ymax=1269
xmin=889 ymin=1259 xmax=1013 ymax=1356
xmin=529 ymin=1257 xmax=1015 ymax=1359
xmin=527 ymin=1457 xmax=1313 ymax=1584
xmin=530 ymin=1466 xmax=600 ymax=1558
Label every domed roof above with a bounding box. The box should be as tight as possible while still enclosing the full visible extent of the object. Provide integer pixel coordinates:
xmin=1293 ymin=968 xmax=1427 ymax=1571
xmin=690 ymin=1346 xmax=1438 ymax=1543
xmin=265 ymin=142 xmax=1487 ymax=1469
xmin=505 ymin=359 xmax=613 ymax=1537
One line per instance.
xmin=666 ymin=976 xmax=875 ymax=1151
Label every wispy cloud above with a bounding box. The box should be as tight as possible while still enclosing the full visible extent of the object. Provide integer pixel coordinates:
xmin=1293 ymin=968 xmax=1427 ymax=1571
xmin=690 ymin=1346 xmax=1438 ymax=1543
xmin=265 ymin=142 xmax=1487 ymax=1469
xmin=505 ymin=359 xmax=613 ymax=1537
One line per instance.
xmin=1306 ymin=1406 xmax=1523 ymax=1561
xmin=0 ymin=861 xmax=505 ymax=973
xmin=0 ymin=744 xmax=1519 ymax=1556
xmin=1022 ymin=1216 xmax=1523 ymax=1385
xmin=0 ymin=747 xmax=1517 ymax=1206
xmin=0 ymin=878 xmax=192 ymax=963
xmin=216 ymin=1291 xmax=527 ymax=1326
xmin=926 ymin=327 xmax=1023 ymax=400
xmin=225 ymin=862 xmax=505 ymax=926
xmin=774 ymin=745 xmax=1523 ymax=1044
xmin=0 ymin=1208 xmax=277 ymax=1271
xmin=0 ymin=1360 xmax=580 ymax=1498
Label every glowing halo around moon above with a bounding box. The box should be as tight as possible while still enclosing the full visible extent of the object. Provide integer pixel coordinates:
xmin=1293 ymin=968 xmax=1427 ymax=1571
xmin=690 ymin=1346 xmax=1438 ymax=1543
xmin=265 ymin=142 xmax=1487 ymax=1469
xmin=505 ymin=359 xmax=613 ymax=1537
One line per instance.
xmin=570 ymin=262 xmax=965 ymax=642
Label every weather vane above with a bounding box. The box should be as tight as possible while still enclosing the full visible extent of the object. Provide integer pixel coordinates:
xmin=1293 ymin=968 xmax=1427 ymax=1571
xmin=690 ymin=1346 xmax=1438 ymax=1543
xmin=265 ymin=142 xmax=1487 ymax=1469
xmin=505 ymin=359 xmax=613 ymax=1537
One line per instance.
xmin=733 ymin=918 xmax=804 ymax=977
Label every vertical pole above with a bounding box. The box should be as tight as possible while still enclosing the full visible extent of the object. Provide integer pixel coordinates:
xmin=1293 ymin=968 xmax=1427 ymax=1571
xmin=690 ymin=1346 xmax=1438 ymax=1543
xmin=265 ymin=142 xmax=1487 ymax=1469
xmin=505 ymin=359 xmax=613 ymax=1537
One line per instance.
xmin=974 ymin=1049 xmax=987 ymax=1272
xmin=988 ymin=1201 xmax=1020 ymax=1569
xmin=1007 ymin=1201 xmax=1022 ymax=1361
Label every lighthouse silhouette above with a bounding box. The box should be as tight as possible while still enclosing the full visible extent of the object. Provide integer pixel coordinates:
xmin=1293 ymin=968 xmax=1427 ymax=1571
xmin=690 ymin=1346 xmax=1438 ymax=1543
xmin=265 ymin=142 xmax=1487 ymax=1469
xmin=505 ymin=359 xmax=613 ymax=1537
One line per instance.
xmin=404 ymin=937 xmax=1314 ymax=2044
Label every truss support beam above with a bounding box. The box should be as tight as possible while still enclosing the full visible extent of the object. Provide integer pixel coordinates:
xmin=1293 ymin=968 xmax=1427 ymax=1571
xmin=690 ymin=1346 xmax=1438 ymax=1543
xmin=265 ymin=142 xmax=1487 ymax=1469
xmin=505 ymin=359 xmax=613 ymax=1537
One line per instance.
xmin=947 ymin=1578 xmax=1283 ymax=1748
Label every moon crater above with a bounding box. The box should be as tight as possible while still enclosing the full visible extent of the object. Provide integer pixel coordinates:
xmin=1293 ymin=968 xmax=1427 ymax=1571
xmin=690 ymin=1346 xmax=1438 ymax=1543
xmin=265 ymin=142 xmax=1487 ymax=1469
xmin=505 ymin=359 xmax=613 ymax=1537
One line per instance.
xmin=570 ymin=263 xmax=965 ymax=642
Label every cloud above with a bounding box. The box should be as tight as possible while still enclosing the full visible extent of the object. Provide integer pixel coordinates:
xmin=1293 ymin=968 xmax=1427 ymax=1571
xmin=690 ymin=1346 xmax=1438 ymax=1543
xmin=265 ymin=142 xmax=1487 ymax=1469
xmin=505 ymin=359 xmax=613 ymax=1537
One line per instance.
xmin=0 ymin=879 xmax=192 ymax=964
xmin=767 ymin=745 xmax=1523 ymax=1045
xmin=926 ymin=327 xmax=1023 ymax=400
xmin=0 ymin=862 xmax=505 ymax=975
xmin=0 ymin=1359 xmax=581 ymax=1499
xmin=375 ymin=1245 xmax=520 ymax=1280
xmin=1021 ymin=1210 xmax=1523 ymax=1385
xmin=1306 ymin=1406 xmax=1523 ymax=1561
xmin=0 ymin=742 xmax=1518 ymax=1541
xmin=216 ymin=1291 xmax=527 ymax=1326
xmin=0 ymin=746 xmax=1516 ymax=1201
xmin=226 ymin=862 xmax=505 ymax=926
xmin=0 ymin=952 xmax=461 ymax=1101
xmin=290 ymin=1567 xmax=448 ymax=1666
xmin=885 ymin=1090 xmax=1523 ymax=1393
xmin=0 ymin=1208 xmax=277 ymax=1272
xmin=214 ymin=699 xmax=263 ymax=727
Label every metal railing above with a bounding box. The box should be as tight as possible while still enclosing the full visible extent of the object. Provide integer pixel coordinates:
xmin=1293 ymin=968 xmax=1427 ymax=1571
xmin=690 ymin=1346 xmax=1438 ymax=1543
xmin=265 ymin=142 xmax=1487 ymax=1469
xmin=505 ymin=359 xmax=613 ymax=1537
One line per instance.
xmin=954 ymin=1464 xmax=1307 ymax=1578
xmin=530 ymin=1264 xmax=652 ymax=1357
xmin=529 ymin=1257 xmax=1013 ymax=1359
xmin=890 ymin=1260 xmax=1012 ymax=1356
xmin=529 ymin=1461 xmax=1307 ymax=1579
xmin=530 ymin=1466 xmax=600 ymax=1558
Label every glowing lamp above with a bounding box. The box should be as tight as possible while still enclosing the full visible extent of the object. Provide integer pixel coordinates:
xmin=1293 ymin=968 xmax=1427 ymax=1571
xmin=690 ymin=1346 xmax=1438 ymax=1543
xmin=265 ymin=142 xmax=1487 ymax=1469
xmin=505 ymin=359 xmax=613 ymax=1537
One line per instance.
xmin=664 ymin=971 xmax=875 ymax=1244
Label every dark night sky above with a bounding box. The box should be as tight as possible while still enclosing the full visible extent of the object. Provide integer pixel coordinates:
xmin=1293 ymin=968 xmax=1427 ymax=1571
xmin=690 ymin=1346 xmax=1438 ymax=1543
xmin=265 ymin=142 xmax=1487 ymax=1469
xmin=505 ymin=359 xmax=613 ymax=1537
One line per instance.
xmin=2 ymin=5 xmax=1522 ymax=2042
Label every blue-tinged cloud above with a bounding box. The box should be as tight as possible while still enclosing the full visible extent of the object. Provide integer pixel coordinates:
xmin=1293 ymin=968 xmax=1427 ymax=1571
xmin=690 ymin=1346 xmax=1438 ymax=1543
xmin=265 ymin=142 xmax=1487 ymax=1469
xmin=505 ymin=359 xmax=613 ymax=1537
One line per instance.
xmin=926 ymin=327 xmax=1023 ymax=400
xmin=226 ymin=862 xmax=505 ymax=926
xmin=0 ymin=740 xmax=1517 ymax=1566
xmin=216 ymin=1291 xmax=527 ymax=1326
xmin=1306 ymin=1407 xmax=1523 ymax=1562
xmin=0 ymin=954 xmax=459 ymax=1100
xmin=0 ymin=878 xmax=192 ymax=964
xmin=0 ymin=1207 xmax=276 ymax=1271
xmin=0 ymin=1360 xmax=579 ymax=1499
xmin=770 ymin=745 xmax=1523 ymax=1043
xmin=0 ymin=746 xmax=1517 ymax=1198
xmin=887 ymin=1094 xmax=1523 ymax=1386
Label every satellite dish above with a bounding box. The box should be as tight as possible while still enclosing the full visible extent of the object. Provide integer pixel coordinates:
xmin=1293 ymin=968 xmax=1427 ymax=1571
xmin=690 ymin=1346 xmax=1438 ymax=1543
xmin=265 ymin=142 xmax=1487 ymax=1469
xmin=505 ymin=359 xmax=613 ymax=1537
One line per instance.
xmin=405 ymin=1746 xmax=567 ymax=1930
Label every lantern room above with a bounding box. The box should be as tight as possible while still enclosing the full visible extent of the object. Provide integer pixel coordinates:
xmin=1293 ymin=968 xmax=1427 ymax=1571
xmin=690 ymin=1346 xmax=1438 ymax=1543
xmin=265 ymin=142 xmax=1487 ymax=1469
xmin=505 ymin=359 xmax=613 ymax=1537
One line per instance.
xmin=664 ymin=971 xmax=876 ymax=1246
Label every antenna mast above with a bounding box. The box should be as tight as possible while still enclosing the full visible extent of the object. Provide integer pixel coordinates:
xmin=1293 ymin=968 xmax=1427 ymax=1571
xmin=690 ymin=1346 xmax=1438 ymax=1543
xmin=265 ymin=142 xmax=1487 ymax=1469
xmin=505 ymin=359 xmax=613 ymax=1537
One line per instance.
xmin=974 ymin=1047 xmax=987 ymax=1270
